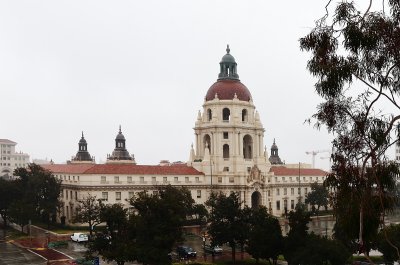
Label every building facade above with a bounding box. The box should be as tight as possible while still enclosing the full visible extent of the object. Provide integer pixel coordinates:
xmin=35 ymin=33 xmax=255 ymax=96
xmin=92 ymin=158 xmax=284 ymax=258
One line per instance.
xmin=42 ymin=47 xmax=327 ymax=222
xmin=0 ymin=139 xmax=30 ymax=179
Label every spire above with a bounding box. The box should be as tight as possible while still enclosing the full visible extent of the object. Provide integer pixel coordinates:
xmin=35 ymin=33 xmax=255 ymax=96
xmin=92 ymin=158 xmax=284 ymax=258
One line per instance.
xmin=81 ymin=131 xmax=84 ymax=138
xmin=119 ymin=125 xmax=122 ymax=134
xmin=218 ymin=45 xmax=239 ymax=81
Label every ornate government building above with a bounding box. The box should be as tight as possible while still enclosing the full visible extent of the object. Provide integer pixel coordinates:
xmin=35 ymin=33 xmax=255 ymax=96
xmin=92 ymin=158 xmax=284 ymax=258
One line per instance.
xmin=42 ymin=47 xmax=326 ymax=223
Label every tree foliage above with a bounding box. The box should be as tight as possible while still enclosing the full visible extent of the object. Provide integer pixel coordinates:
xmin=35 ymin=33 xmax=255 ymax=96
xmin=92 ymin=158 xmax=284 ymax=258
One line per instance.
xmin=377 ymin=224 xmax=400 ymax=263
xmin=205 ymin=191 xmax=245 ymax=263
xmin=72 ymin=194 xmax=102 ymax=238
xmin=0 ymin=178 xmax=19 ymax=235
xmin=88 ymin=203 xmax=135 ymax=265
xmin=14 ymin=164 xmax=62 ymax=227
xmin=131 ymin=185 xmax=195 ymax=265
xmin=300 ymin=0 xmax=400 ymax=257
xmin=246 ymin=206 xmax=283 ymax=265
xmin=305 ymin=182 xmax=329 ymax=213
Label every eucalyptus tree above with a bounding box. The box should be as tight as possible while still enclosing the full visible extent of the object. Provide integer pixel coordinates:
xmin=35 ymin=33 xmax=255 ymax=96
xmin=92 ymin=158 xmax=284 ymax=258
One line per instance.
xmin=300 ymin=0 xmax=400 ymax=258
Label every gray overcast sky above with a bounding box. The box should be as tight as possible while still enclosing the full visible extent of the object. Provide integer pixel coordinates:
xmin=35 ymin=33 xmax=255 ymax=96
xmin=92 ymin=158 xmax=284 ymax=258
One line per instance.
xmin=1 ymin=0 xmax=376 ymax=170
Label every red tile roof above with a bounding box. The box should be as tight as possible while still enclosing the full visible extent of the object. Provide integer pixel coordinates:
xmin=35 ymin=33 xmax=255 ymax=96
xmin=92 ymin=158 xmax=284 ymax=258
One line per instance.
xmin=270 ymin=166 xmax=328 ymax=176
xmin=42 ymin=164 xmax=204 ymax=176
xmin=205 ymin=80 xmax=252 ymax=101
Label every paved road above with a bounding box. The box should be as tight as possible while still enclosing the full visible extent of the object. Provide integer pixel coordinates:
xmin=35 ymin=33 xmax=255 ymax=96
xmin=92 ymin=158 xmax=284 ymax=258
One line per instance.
xmin=0 ymin=241 xmax=45 ymax=265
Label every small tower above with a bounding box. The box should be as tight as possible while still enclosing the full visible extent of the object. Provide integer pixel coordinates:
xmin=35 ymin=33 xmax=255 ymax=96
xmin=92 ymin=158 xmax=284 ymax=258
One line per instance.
xmin=269 ymin=139 xmax=283 ymax=165
xmin=71 ymin=132 xmax=95 ymax=164
xmin=106 ymin=126 xmax=136 ymax=164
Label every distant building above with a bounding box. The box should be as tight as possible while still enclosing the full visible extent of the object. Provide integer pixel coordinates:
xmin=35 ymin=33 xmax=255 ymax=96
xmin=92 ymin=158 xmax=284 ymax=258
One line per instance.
xmin=42 ymin=47 xmax=328 ymax=223
xmin=0 ymin=139 xmax=30 ymax=180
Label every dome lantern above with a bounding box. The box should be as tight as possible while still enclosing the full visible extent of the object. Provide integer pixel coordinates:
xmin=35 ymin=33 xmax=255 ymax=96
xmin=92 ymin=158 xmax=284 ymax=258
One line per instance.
xmin=218 ymin=45 xmax=239 ymax=81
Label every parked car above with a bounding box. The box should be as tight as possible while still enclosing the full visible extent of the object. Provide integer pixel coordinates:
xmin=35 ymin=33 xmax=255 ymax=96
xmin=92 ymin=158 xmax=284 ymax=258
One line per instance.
xmin=204 ymin=244 xmax=223 ymax=255
xmin=176 ymin=245 xmax=197 ymax=258
xmin=70 ymin=232 xmax=88 ymax=242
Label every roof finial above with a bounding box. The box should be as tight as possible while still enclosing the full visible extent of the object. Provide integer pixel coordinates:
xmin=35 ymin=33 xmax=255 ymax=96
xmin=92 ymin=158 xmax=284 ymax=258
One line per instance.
xmin=119 ymin=125 xmax=122 ymax=133
xmin=82 ymin=131 xmax=84 ymax=138
xmin=274 ymin=138 xmax=276 ymax=144
xmin=226 ymin=44 xmax=230 ymax=54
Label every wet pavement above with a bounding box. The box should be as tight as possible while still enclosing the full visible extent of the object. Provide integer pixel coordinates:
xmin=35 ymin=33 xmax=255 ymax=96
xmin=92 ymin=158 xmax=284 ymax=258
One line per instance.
xmin=0 ymin=241 xmax=45 ymax=265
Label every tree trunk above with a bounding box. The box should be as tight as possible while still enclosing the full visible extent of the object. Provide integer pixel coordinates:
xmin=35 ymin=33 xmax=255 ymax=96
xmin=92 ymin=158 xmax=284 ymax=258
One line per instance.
xmin=231 ymin=245 xmax=236 ymax=263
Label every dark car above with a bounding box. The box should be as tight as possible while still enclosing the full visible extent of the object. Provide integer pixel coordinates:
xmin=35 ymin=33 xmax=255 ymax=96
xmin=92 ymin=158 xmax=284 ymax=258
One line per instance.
xmin=176 ymin=245 xmax=197 ymax=258
xmin=204 ymin=244 xmax=223 ymax=255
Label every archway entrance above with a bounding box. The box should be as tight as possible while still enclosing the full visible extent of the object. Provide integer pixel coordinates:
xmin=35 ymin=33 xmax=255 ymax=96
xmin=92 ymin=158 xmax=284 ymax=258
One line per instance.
xmin=251 ymin=191 xmax=261 ymax=208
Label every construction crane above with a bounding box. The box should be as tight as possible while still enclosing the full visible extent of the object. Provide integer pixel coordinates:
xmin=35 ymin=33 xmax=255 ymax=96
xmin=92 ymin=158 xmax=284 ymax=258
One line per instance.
xmin=305 ymin=150 xmax=331 ymax=168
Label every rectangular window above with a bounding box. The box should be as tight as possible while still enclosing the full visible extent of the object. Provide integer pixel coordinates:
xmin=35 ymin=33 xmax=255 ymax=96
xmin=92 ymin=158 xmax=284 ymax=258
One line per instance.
xmin=127 ymin=176 xmax=132 ymax=183
xmin=163 ymin=177 xmax=167 ymax=183
xmin=174 ymin=177 xmax=178 ymax=182
xmin=70 ymin=191 xmax=72 ymax=199
xmin=283 ymin=177 xmax=285 ymax=182
xmin=229 ymin=177 xmax=234 ymax=183
xmin=140 ymin=176 xmax=144 ymax=183
xmin=305 ymin=188 xmax=308 ymax=194
xmin=73 ymin=176 xmax=75 ymax=181
xmin=116 ymin=192 xmax=121 ymax=201
xmin=267 ymin=190 xmax=270 ymax=197
xmin=218 ymin=177 xmax=222 ymax=183
xmin=195 ymin=177 xmax=199 ymax=182
xmin=223 ymin=132 xmax=228 ymax=139
xmin=152 ymin=177 xmax=156 ymax=183
xmin=291 ymin=188 xmax=294 ymax=195
xmin=298 ymin=187 xmax=301 ymax=195
xmin=291 ymin=200 xmax=295 ymax=210
xmin=223 ymin=167 xmax=229 ymax=172
xmin=276 ymin=188 xmax=280 ymax=196
xmin=114 ymin=176 xmax=119 ymax=183
xmin=185 ymin=177 xmax=189 ymax=183
xmin=101 ymin=176 xmax=106 ymax=183
xmin=197 ymin=190 xmax=201 ymax=198
xmin=276 ymin=200 xmax=280 ymax=211
xmin=66 ymin=189 xmax=68 ymax=199
xmin=75 ymin=191 xmax=78 ymax=200
xmin=284 ymin=188 xmax=287 ymax=195
xmin=102 ymin=192 xmax=108 ymax=201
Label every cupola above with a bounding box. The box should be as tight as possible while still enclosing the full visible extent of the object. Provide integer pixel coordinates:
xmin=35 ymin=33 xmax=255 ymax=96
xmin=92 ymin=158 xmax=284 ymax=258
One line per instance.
xmin=71 ymin=132 xmax=95 ymax=163
xmin=205 ymin=45 xmax=252 ymax=101
xmin=106 ymin=126 xmax=136 ymax=164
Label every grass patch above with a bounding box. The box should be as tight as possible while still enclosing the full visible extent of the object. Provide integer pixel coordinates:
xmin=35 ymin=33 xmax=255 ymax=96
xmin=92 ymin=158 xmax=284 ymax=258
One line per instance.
xmin=350 ymin=255 xmax=384 ymax=263
xmin=1 ymin=227 xmax=27 ymax=240
xmin=173 ymin=259 xmax=277 ymax=265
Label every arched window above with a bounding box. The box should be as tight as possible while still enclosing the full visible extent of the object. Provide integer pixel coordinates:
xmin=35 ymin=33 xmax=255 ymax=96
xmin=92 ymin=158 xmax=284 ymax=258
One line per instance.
xmin=223 ymin=144 xmax=230 ymax=159
xmin=242 ymin=109 xmax=248 ymax=122
xmin=204 ymin=134 xmax=211 ymax=154
xmin=207 ymin=109 xmax=212 ymax=121
xmin=223 ymin=108 xmax=230 ymax=121
xmin=243 ymin=135 xmax=253 ymax=159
